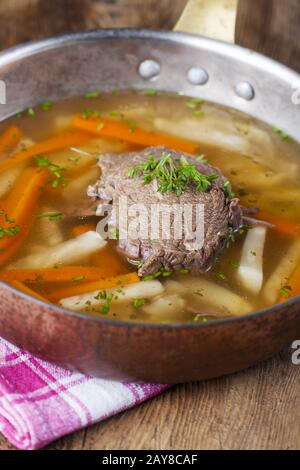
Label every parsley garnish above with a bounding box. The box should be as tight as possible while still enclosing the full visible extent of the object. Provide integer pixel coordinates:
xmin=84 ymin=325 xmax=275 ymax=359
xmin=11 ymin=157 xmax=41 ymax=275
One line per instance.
xmin=185 ymin=98 xmax=204 ymax=109
xmin=0 ymin=210 xmax=20 ymax=239
xmin=84 ymin=91 xmax=100 ymax=99
xmin=72 ymin=275 xmax=86 ymax=282
xmin=143 ymin=89 xmax=157 ymax=96
xmin=273 ymin=128 xmax=294 ymax=142
xmin=279 ymin=286 xmax=292 ymax=299
xmin=34 ymin=156 xmax=68 ymax=189
xmin=27 ymin=107 xmax=35 ymax=117
xmin=41 ymin=101 xmax=53 ymax=111
xmin=35 ymin=212 xmax=63 ymax=221
xmin=133 ymin=298 xmax=145 ymax=308
xmin=128 ymin=153 xmax=218 ymax=196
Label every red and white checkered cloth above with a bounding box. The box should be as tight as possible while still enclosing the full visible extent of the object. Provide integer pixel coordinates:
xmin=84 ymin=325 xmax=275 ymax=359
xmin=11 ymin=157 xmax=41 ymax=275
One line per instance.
xmin=0 ymin=337 xmax=169 ymax=449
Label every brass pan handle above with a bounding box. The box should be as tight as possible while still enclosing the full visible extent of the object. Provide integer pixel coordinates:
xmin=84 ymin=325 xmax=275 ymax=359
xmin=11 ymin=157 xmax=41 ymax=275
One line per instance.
xmin=174 ymin=0 xmax=238 ymax=44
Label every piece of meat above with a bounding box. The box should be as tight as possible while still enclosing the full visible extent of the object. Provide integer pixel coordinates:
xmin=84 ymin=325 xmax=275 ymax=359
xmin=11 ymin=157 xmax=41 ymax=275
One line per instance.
xmin=87 ymin=147 xmax=243 ymax=277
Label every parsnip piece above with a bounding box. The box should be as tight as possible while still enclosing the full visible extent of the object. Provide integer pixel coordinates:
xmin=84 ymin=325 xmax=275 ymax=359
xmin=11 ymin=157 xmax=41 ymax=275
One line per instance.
xmin=154 ymin=117 xmax=298 ymax=177
xmin=237 ymin=226 xmax=267 ymax=294
xmin=34 ymin=205 xmax=64 ymax=247
xmin=8 ymin=231 xmax=106 ymax=269
xmin=143 ymin=294 xmax=185 ymax=317
xmin=263 ymin=239 xmax=300 ymax=305
xmin=63 ymin=166 xmax=99 ymax=204
xmin=178 ymin=276 xmax=253 ymax=316
xmin=59 ymin=280 xmax=164 ymax=312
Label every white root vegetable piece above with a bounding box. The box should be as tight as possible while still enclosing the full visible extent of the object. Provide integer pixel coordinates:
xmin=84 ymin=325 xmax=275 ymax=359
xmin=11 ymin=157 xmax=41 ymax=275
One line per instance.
xmin=237 ymin=226 xmax=267 ymax=295
xmin=154 ymin=117 xmax=298 ymax=177
xmin=34 ymin=205 xmax=64 ymax=247
xmin=177 ymin=276 xmax=253 ymax=316
xmin=143 ymin=294 xmax=185 ymax=317
xmin=263 ymin=239 xmax=300 ymax=305
xmin=8 ymin=231 xmax=106 ymax=269
xmin=63 ymin=166 xmax=99 ymax=204
xmin=59 ymin=280 xmax=164 ymax=312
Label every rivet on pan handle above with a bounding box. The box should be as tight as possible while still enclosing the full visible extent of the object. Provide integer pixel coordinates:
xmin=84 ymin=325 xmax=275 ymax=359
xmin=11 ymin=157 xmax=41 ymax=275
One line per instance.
xmin=174 ymin=0 xmax=238 ymax=44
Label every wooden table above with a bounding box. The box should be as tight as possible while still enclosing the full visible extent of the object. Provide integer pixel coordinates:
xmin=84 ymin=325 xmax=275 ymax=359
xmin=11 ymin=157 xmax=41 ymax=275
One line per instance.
xmin=0 ymin=0 xmax=300 ymax=451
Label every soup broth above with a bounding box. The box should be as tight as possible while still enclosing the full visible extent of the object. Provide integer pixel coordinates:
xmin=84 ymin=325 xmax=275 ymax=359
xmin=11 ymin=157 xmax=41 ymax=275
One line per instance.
xmin=0 ymin=91 xmax=299 ymax=323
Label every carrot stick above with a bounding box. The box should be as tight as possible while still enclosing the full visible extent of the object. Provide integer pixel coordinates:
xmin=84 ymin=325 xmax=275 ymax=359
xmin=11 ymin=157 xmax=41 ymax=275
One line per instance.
xmin=49 ymin=272 xmax=139 ymax=302
xmin=0 ymin=265 xmax=128 ymax=283
xmin=0 ymin=126 xmax=22 ymax=156
xmin=0 ymin=129 xmax=91 ymax=174
xmin=9 ymin=280 xmax=48 ymax=303
xmin=71 ymin=223 xmax=96 ymax=237
xmin=256 ymin=211 xmax=300 ymax=238
xmin=71 ymin=115 xmax=198 ymax=154
xmin=0 ymin=167 xmax=48 ymax=265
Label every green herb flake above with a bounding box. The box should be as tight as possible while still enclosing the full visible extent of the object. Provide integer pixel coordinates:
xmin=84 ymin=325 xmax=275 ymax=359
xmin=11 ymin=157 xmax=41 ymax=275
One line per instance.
xmin=128 ymin=152 xmax=218 ymax=196
xmin=96 ymin=122 xmax=105 ymax=131
xmin=143 ymin=89 xmax=157 ymax=96
xmin=34 ymin=156 xmax=68 ymax=189
xmin=68 ymin=156 xmax=78 ymax=162
xmin=27 ymin=107 xmax=35 ymax=117
xmin=81 ymin=108 xmax=100 ymax=119
xmin=273 ymin=128 xmax=294 ymax=142
xmin=185 ymin=97 xmax=204 ymax=110
xmin=180 ymin=268 xmax=189 ymax=274
xmin=250 ymin=250 xmax=257 ymax=256
xmin=224 ymin=180 xmax=235 ymax=200
xmin=84 ymin=91 xmax=100 ymax=99
xmin=193 ymin=314 xmax=208 ymax=323
xmin=229 ymin=260 xmax=239 ymax=269
xmin=35 ymin=212 xmax=63 ymax=221
xmin=133 ymin=298 xmax=145 ymax=308
xmin=279 ymin=286 xmax=292 ymax=299
xmin=217 ymin=272 xmax=227 ymax=281
xmin=72 ymin=275 xmax=86 ymax=282
xmin=41 ymin=101 xmax=53 ymax=111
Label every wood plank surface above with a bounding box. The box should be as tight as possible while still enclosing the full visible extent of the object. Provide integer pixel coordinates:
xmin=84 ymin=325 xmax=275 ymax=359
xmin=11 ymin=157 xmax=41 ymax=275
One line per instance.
xmin=0 ymin=0 xmax=299 ymax=451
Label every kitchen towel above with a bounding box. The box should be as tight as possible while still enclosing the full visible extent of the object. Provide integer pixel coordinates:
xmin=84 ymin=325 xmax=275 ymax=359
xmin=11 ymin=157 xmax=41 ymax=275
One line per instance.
xmin=0 ymin=337 xmax=169 ymax=449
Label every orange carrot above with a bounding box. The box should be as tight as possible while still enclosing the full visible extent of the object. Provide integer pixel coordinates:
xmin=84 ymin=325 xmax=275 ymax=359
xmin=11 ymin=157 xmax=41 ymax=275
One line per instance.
xmin=0 ymin=126 xmax=22 ymax=156
xmin=0 ymin=265 xmax=129 ymax=283
xmin=49 ymin=272 xmax=139 ymax=302
xmin=92 ymin=246 xmax=129 ymax=275
xmin=9 ymin=280 xmax=48 ymax=303
xmin=256 ymin=211 xmax=300 ymax=238
xmin=71 ymin=115 xmax=198 ymax=154
xmin=0 ymin=129 xmax=91 ymax=174
xmin=0 ymin=167 xmax=48 ymax=264
xmin=71 ymin=224 xmax=96 ymax=237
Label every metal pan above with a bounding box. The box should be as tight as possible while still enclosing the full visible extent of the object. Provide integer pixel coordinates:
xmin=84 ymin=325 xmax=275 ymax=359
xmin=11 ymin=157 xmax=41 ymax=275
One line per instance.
xmin=0 ymin=0 xmax=299 ymax=382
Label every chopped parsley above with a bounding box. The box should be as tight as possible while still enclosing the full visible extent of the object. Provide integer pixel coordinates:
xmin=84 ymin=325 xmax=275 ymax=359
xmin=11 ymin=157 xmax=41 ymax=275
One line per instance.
xmin=143 ymin=89 xmax=157 ymax=96
xmin=185 ymin=97 xmax=204 ymax=110
xmin=229 ymin=260 xmax=239 ymax=269
xmin=84 ymin=91 xmax=101 ymax=99
xmin=217 ymin=272 xmax=227 ymax=281
xmin=179 ymin=268 xmax=189 ymax=274
xmin=273 ymin=128 xmax=294 ymax=142
xmin=133 ymin=298 xmax=145 ymax=308
xmin=0 ymin=210 xmax=20 ymax=239
xmin=72 ymin=275 xmax=86 ymax=282
xmin=41 ymin=101 xmax=53 ymax=111
xmin=128 ymin=153 xmax=218 ymax=196
xmin=27 ymin=107 xmax=35 ymax=117
xmin=279 ymin=286 xmax=292 ymax=299
xmin=35 ymin=212 xmax=63 ymax=221
xmin=224 ymin=180 xmax=235 ymax=200
xmin=193 ymin=314 xmax=208 ymax=323
xmin=81 ymin=108 xmax=100 ymax=119
xmin=34 ymin=156 xmax=68 ymax=189
xmin=142 ymin=267 xmax=172 ymax=281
